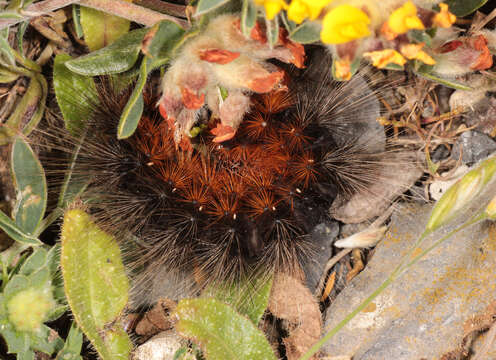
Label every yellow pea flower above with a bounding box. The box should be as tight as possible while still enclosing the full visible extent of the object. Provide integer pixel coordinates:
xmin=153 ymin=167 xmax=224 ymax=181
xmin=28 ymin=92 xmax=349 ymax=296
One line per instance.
xmin=363 ymin=49 xmax=406 ymax=69
xmin=387 ymin=1 xmax=424 ymax=35
xmin=254 ymin=0 xmax=288 ymax=20
xmin=321 ymin=5 xmax=371 ymax=44
xmin=432 ymin=3 xmax=456 ymax=28
xmin=400 ymin=43 xmax=436 ymax=65
xmin=334 ymin=57 xmax=352 ymax=81
xmin=287 ymin=0 xmax=333 ymax=24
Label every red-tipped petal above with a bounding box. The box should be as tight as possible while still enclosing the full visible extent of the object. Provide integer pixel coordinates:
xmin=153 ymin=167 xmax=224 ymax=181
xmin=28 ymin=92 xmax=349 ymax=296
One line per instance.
xmin=279 ymin=30 xmax=306 ymax=68
xmin=211 ymin=123 xmax=236 ymax=143
xmin=199 ymin=49 xmax=241 ymax=64
xmin=247 ymin=70 xmax=284 ymax=93
xmin=470 ymin=35 xmax=493 ymax=70
xmin=181 ymin=87 xmax=205 ymax=109
xmin=251 ymin=22 xmax=267 ymax=44
xmin=438 ymin=40 xmax=462 ymax=53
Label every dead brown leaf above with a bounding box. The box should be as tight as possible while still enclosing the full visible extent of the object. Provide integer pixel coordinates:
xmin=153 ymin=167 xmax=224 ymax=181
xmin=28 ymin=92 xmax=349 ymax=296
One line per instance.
xmin=135 ymin=298 xmax=177 ymax=338
xmin=268 ymin=273 xmax=322 ymax=360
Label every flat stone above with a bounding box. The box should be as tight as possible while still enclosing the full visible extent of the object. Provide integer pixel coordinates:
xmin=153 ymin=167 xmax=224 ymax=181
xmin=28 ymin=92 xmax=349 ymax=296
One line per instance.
xmin=323 ymin=201 xmax=496 ymax=359
xmin=303 ymin=221 xmax=340 ymax=292
xmin=451 ymin=131 xmax=496 ymax=165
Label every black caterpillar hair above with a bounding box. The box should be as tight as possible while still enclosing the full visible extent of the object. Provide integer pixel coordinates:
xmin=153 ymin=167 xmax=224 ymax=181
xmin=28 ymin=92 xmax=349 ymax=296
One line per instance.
xmin=43 ymin=47 xmax=414 ymax=306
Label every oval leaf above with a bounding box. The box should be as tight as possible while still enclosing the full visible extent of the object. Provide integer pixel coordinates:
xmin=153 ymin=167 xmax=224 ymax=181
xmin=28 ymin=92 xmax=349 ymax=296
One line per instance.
xmin=53 ymin=53 xmax=99 ymax=134
xmin=289 ymin=21 xmax=321 ymax=44
xmin=174 ymin=298 xmax=277 ymax=360
xmin=80 ymin=6 xmax=131 ymax=52
xmin=415 ymin=69 xmax=473 ymax=91
xmin=117 ymin=58 xmax=148 ymax=139
xmin=241 ymin=0 xmax=257 ymax=37
xmin=61 ymin=209 xmax=131 ymax=360
xmin=444 ymin=0 xmax=488 ymax=17
xmin=0 ymin=211 xmax=42 ymax=245
xmin=11 ymin=137 xmax=47 ymax=236
xmin=141 ymin=20 xmax=186 ymax=59
xmin=203 ymin=275 xmax=272 ymax=325
xmin=65 ymin=28 xmax=147 ymax=76
xmin=195 ymin=0 xmax=232 ymax=16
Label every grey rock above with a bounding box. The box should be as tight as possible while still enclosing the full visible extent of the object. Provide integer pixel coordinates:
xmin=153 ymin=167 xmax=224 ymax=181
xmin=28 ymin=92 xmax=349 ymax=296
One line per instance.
xmin=451 ymin=130 xmax=496 ymax=165
xmin=323 ymin=201 xmax=496 ymax=359
xmin=132 ymin=331 xmax=183 ymax=360
xmin=303 ymin=221 xmax=340 ymax=292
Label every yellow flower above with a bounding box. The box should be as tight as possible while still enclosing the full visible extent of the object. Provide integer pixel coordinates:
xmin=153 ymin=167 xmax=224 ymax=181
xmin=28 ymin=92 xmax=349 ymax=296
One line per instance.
xmin=387 ymin=1 xmax=424 ymax=35
xmin=400 ymin=43 xmax=436 ymax=65
xmin=254 ymin=0 xmax=288 ymax=20
xmin=432 ymin=3 xmax=456 ymax=28
xmin=287 ymin=0 xmax=333 ymax=24
xmin=334 ymin=57 xmax=352 ymax=80
xmin=321 ymin=5 xmax=371 ymax=44
xmin=363 ymin=49 xmax=406 ymax=69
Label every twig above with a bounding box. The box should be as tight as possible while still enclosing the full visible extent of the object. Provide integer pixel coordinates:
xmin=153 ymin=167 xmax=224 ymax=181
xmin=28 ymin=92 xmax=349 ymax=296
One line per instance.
xmin=79 ymin=0 xmax=189 ymax=28
xmin=134 ymin=0 xmax=187 ymax=18
xmin=0 ymin=0 xmax=189 ymax=30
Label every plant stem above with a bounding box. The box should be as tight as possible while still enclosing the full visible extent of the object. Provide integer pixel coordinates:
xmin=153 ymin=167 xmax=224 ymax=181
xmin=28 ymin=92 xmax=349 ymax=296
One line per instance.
xmin=79 ymin=0 xmax=189 ymax=29
xmin=299 ymin=214 xmax=487 ymax=360
xmin=0 ymin=0 xmax=190 ymax=30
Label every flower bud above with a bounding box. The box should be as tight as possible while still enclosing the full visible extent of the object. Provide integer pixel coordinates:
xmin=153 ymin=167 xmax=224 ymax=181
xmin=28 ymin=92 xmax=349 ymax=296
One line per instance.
xmin=7 ymin=287 xmax=56 ymax=332
xmin=426 ymin=156 xmax=496 ymax=232
xmin=334 ymin=226 xmax=387 ymax=248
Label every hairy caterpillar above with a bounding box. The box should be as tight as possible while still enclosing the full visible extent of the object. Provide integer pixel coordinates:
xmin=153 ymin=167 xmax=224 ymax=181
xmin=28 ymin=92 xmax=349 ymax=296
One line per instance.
xmin=42 ymin=46 xmax=415 ymax=307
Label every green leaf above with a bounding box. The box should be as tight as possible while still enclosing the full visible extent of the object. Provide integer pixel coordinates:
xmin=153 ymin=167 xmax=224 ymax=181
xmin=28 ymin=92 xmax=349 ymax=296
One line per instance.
xmin=141 ymin=20 xmax=186 ymax=59
xmin=117 ymin=58 xmax=149 ymax=139
xmin=415 ymin=69 xmax=473 ymax=90
xmin=241 ymin=0 xmax=257 ymax=37
xmin=408 ymin=29 xmax=432 ymax=47
xmin=0 ymin=210 xmax=42 ymax=245
xmin=266 ymin=17 xmax=279 ymax=48
xmin=30 ymin=324 xmax=64 ymax=355
xmin=195 ymin=0 xmax=232 ymax=16
xmin=72 ymin=5 xmax=84 ymax=39
xmin=174 ymin=298 xmax=277 ymax=360
xmin=16 ymin=21 xmax=28 ymax=58
xmin=65 ymin=28 xmax=147 ymax=76
xmin=289 ymin=21 xmax=321 ymax=44
xmin=53 ymin=53 xmax=98 ymax=134
xmin=11 ymin=137 xmax=47 ymax=236
xmin=55 ymin=322 xmax=83 ymax=360
xmin=0 ymin=29 xmax=16 ymax=66
xmin=3 ymin=274 xmax=29 ymax=299
xmin=80 ymin=6 xmax=130 ymax=51
xmin=443 ymin=0 xmax=488 ymax=17
xmin=19 ymin=247 xmax=48 ymax=276
xmin=204 ymin=275 xmax=272 ymax=325
xmin=0 ymin=65 xmax=19 ymax=83
xmin=61 ymin=209 xmax=131 ymax=360
xmin=0 ymin=74 xmax=42 ymax=145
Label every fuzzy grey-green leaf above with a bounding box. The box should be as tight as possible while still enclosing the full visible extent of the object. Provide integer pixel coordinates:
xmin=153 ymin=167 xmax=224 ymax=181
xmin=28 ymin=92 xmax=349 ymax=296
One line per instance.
xmin=195 ymin=0 xmax=232 ymax=16
xmin=289 ymin=21 xmax=321 ymax=44
xmin=11 ymin=137 xmax=47 ymax=236
xmin=61 ymin=209 xmax=131 ymax=360
xmin=444 ymin=0 xmax=488 ymax=17
xmin=65 ymin=28 xmax=147 ymax=76
xmin=53 ymin=53 xmax=98 ymax=134
xmin=175 ymin=298 xmax=277 ymax=360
